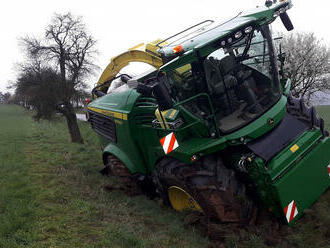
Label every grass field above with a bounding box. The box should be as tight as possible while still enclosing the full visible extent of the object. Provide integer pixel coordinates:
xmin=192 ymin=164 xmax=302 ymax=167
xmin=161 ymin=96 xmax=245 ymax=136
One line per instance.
xmin=0 ymin=104 xmax=329 ymax=248
xmin=0 ymin=104 xmax=209 ymax=248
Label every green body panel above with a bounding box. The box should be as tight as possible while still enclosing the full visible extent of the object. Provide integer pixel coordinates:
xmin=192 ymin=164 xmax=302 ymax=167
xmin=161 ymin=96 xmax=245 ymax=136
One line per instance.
xmin=163 ymin=96 xmax=287 ymax=165
xmin=89 ymin=90 xmax=147 ymax=174
xmin=103 ymin=143 xmax=144 ymax=174
xmin=89 ymin=88 xmax=287 ymax=173
xmin=166 ymin=137 xmax=227 ymax=165
xmin=225 ymin=96 xmax=287 ymax=142
xmin=268 ymin=130 xmax=322 ymax=180
xmin=272 ymin=134 xmax=330 ymax=225
xmin=90 ymin=89 xmax=134 ymax=112
xmin=249 ymin=130 xmax=330 ymax=224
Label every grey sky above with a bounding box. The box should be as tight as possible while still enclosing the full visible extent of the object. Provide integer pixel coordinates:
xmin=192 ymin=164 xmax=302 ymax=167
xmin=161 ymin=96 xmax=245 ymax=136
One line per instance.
xmin=1 ymin=0 xmax=329 ymax=92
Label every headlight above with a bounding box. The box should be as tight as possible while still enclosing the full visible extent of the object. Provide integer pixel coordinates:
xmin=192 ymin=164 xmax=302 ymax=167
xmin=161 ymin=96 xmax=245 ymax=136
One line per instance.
xmin=244 ymin=26 xmax=253 ymax=34
xmin=235 ymin=31 xmax=243 ymax=39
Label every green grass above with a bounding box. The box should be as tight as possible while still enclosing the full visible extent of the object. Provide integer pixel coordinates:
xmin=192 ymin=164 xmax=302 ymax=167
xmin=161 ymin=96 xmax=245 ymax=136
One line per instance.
xmin=0 ymin=104 xmax=209 ymax=248
xmin=0 ymin=104 xmax=38 ymax=248
xmin=0 ymin=105 xmax=39 ymax=248
xmin=0 ymin=104 xmax=329 ymax=248
xmin=316 ymin=105 xmax=330 ymax=129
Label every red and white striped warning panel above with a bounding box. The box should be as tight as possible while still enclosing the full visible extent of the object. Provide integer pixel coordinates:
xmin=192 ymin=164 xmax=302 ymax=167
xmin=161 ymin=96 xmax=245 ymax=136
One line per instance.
xmin=284 ymin=200 xmax=298 ymax=223
xmin=327 ymin=164 xmax=330 ymax=177
xmin=160 ymin=132 xmax=179 ymax=154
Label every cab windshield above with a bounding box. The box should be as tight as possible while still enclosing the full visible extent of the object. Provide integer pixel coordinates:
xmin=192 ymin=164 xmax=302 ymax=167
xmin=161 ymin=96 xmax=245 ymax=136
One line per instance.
xmin=167 ymin=26 xmax=281 ymax=133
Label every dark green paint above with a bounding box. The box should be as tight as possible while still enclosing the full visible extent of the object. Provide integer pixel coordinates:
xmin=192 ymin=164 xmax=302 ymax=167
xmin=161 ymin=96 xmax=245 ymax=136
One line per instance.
xmin=249 ymin=130 xmax=330 ymax=224
xmin=272 ymin=136 xmax=330 ymax=225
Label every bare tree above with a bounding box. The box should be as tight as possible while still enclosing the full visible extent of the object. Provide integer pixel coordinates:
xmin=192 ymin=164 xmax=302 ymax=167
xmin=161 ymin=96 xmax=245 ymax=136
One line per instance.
xmin=281 ymin=32 xmax=330 ymax=101
xmin=21 ymin=13 xmax=97 ymax=143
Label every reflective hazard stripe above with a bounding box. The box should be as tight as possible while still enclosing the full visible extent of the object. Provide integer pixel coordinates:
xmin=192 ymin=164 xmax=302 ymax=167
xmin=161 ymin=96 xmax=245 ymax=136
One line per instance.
xmin=160 ymin=132 xmax=179 ymax=154
xmin=284 ymin=200 xmax=298 ymax=223
xmin=327 ymin=165 xmax=330 ymax=177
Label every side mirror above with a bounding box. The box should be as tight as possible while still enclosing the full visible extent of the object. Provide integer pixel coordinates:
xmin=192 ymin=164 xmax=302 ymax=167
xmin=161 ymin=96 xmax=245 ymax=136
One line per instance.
xmin=280 ymin=12 xmax=294 ymax=31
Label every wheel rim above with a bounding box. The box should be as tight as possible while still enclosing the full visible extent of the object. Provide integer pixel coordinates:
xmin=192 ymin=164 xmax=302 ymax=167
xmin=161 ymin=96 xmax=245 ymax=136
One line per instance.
xmin=168 ymin=186 xmax=202 ymax=212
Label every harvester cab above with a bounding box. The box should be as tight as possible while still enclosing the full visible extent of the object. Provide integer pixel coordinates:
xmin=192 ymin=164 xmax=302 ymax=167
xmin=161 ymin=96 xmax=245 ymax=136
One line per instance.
xmin=88 ymin=0 xmax=330 ymax=225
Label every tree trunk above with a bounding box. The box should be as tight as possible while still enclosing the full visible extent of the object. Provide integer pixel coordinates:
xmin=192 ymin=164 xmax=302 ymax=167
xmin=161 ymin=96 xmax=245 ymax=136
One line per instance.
xmin=63 ymin=104 xmax=84 ymax=144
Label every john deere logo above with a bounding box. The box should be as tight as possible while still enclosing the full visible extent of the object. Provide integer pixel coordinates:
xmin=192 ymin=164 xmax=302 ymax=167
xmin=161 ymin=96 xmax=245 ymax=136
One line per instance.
xmin=268 ymin=118 xmax=275 ymax=125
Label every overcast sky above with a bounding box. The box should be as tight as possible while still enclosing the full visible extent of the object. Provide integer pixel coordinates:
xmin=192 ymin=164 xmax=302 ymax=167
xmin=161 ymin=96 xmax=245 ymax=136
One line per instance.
xmin=1 ymin=0 xmax=329 ymax=92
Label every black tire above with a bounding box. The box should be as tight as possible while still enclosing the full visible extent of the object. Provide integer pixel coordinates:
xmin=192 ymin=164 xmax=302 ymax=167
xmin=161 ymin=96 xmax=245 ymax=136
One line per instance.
xmin=104 ymin=154 xmax=141 ymax=195
xmin=153 ymin=155 xmax=256 ymax=223
xmin=287 ymin=93 xmax=328 ymax=136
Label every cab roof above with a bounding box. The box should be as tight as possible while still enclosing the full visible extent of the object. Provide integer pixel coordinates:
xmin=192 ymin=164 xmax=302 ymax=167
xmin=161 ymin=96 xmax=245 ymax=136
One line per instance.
xmin=158 ymin=0 xmax=292 ymax=69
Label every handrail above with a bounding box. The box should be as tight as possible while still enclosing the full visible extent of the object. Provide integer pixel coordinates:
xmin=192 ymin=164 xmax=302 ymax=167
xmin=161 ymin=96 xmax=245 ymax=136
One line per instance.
xmin=156 ymin=20 xmax=214 ymax=48
xmin=173 ymin=93 xmax=220 ymax=137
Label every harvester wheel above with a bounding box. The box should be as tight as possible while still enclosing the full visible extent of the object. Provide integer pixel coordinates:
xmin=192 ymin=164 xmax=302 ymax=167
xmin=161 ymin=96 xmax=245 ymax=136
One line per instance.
xmin=287 ymin=93 xmax=328 ymax=136
xmin=105 ymin=154 xmax=141 ymax=195
xmin=154 ymin=156 xmax=256 ymax=223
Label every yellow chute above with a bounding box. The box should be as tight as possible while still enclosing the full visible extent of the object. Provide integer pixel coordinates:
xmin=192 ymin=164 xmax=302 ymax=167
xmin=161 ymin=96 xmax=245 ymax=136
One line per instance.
xmin=96 ymin=39 xmax=165 ymax=93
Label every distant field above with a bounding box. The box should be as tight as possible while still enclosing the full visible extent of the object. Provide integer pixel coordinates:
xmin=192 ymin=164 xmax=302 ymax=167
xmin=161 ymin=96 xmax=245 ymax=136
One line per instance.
xmin=0 ymin=104 xmax=329 ymax=248
xmin=316 ymin=105 xmax=330 ymax=130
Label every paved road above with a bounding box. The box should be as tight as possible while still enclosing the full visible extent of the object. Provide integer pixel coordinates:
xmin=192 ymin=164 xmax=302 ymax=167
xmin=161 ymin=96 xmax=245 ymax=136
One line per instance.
xmin=76 ymin=113 xmax=87 ymax=122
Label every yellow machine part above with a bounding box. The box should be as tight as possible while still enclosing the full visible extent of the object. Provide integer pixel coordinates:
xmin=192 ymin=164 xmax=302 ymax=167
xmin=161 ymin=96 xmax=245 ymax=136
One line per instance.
xmin=96 ymin=39 xmax=165 ymax=93
xmin=155 ymin=108 xmax=179 ymax=129
xmin=168 ymin=186 xmax=202 ymax=212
